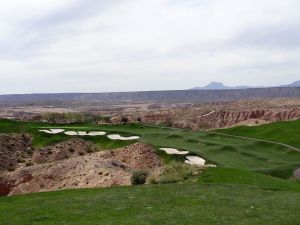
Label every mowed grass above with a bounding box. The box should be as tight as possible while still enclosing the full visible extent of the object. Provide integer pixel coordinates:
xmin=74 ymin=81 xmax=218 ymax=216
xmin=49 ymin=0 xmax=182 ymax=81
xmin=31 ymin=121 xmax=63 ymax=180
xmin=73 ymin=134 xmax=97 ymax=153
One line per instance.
xmin=199 ymin=168 xmax=300 ymax=191
xmin=1 ymin=120 xmax=300 ymax=224
xmin=0 ymin=119 xmax=135 ymax=150
xmin=0 ymin=169 xmax=300 ymax=225
xmin=217 ymin=119 xmax=300 ymax=148
xmin=1 ymin=119 xmax=300 ymax=178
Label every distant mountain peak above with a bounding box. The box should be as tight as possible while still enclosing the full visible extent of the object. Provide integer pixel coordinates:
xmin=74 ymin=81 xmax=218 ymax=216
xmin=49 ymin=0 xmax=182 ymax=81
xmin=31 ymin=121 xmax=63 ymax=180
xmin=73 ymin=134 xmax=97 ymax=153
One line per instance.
xmin=203 ymin=82 xmax=227 ymax=90
xmin=192 ymin=80 xmax=300 ymax=90
xmin=192 ymin=82 xmax=251 ymax=90
xmin=288 ymin=80 xmax=300 ymax=87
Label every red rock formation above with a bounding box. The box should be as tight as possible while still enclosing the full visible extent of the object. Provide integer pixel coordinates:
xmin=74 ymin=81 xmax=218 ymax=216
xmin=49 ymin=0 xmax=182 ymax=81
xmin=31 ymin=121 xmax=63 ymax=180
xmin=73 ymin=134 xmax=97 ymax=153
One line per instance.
xmin=123 ymin=108 xmax=300 ymax=130
xmin=0 ymin=179 xmax=11 ymax=196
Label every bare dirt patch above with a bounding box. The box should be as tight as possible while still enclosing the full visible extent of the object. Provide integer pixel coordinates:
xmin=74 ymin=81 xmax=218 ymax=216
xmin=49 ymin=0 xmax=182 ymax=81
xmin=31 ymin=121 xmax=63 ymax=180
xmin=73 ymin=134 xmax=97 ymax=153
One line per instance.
xmin=32 ymin=138 xmax=98 ymax=163
xmin=0 ymin=134 xmax=33 ymax=172
xmin=1 ymin=142 xmax=162 ymax=196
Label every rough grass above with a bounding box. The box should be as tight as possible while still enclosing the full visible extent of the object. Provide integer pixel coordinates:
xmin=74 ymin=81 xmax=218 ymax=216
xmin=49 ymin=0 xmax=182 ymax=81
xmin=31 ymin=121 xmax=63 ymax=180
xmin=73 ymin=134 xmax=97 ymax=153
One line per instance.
xmin=199 ymin=168 xmax=300 ymax=191
xmin=148 ymin=162 xmax=199 ymax=184
xmin=217 ymin=119 xmax=300 ymax=148
xmin=0 ymin=173 xmax=299 ymax=225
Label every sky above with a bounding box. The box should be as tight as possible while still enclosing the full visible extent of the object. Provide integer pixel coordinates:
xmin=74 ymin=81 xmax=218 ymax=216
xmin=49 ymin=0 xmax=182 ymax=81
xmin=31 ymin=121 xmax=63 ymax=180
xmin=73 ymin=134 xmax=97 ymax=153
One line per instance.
xmin=0 ymin=0 xmax=299 ymax=94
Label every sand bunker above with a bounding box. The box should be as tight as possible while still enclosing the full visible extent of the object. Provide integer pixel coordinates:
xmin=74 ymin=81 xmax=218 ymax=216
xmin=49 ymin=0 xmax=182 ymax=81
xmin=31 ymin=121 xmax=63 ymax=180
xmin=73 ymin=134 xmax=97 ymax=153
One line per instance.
xmin=64 ymin=131 xmax=78 ymax=136
xmin=78 ymin=131 xmax=87 ymax=136
xmin=39 ymin=129 xmax=106 ymax=136
xmin=107 ymin=134 xmax=140 ymax=141
xmin=159 ymin=148 xmax=189 ymax=155
xmin=185 ymin=156 xmax=206 ymax=167
xmin=88 ymin=131 xmax=106 ymax=136
xmin=64 ymin=131 xmax=106 ymax=136
xmin=39 ymin=129 xmax=65 ymax=134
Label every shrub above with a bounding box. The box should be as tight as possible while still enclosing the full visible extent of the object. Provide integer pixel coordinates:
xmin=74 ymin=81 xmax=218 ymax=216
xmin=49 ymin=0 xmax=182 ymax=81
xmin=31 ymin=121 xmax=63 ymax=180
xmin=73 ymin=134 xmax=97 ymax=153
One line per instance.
xmin=153 ymin=162 xmax=200 ymax=184
xmin=25 ymin=162 xmax=33 ymax=167
xmin=41 ymin=112 xmax=86 ymax=124
xmin=121 ymin=116 xmax=129 ymax=124
xmin=131 ymin=170 xmax=148 ymax=185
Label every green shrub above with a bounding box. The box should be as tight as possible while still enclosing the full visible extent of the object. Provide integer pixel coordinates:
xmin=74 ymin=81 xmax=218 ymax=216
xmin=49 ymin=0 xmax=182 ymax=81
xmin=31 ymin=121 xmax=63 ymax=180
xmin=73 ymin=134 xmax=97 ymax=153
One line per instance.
xmin=131 ymin=170 xmax=148 ymax=185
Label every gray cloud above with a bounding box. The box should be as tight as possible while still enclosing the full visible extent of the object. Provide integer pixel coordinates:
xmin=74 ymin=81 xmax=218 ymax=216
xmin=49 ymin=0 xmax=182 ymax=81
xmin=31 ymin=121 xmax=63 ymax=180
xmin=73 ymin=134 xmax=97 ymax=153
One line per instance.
xmin=0 ymin=0 xmax=299 ymax=94
xmin=235 ymin=24 xmax=300 ymax=49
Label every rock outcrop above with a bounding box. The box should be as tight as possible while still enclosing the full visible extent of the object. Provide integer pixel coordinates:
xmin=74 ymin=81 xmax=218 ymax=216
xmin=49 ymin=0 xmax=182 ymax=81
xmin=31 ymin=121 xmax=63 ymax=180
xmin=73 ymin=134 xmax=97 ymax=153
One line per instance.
xmin=116 ymin=108 xmax=300 ymax=130
xmin=102 ymin=143 xmax=162 ymax=170
xmin=32 ymin=138 xmax=98 ymax=164
xmin=1 ymin=143 xmax=161 ymax=196
xmin=0 ymin=134 xmax=33 ymax=172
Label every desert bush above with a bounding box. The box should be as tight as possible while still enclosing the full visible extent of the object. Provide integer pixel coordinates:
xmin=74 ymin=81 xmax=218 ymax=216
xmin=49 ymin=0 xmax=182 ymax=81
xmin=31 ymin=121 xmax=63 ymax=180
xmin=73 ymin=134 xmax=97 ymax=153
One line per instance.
xmin=121 ymin=116 xmax=129 ymax=124
xmin=151 ymin=162 xmax=199 ymax=184
xmin=131 ymin=170 xmax=149 ymax=185
xmin=17 ymin=158 xmax=26 ymax=163
xmin=25 ymin=162 xmax=33 ymax=167
xmin=41 ymin=112 xmax=86 ymax=124
xmin=7 ymin=163 xmax=16 ymax=172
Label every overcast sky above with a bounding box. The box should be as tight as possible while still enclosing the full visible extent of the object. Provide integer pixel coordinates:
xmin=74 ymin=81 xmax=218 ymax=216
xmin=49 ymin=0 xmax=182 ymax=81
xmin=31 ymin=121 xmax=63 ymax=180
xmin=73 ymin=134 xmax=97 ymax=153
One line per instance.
xmin=0 ymin=0 xmax=299 ymax=94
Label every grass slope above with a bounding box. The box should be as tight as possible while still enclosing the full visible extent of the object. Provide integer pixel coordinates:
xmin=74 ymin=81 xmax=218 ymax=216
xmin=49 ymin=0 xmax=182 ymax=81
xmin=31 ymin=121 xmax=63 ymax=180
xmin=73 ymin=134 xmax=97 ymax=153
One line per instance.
xmin=0 ymin=171 xmax=299 ymax=225
xmin=1 ymin=120 xmax=300 ymax=224
xmin=1 ymin=119 xmax=300 ymax=177
xmin=217 ymin=119 xmax=300 ymax=148
xmin=199 ymin=168 xmax=300 ymax=191
xmin=0 ymin=119 xmax=135 ymax=150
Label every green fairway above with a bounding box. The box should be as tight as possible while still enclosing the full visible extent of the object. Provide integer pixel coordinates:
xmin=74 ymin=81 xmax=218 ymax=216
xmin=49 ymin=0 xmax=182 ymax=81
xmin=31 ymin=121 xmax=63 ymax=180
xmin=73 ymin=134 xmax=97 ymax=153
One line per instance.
xmin=217 ymin=119 xmax=300 ymax=149
xmin=1 ymin=119 xmax=300 ymax=178
xmin=198 ymin=168 xmax=300 ymax=191
xmin=0 ymin=119 xmax=136 ymax=150
xmin=0 ymin=168 xmax=299 ymax=225
xmin=1 ymin=119 xmax=300 ymax=224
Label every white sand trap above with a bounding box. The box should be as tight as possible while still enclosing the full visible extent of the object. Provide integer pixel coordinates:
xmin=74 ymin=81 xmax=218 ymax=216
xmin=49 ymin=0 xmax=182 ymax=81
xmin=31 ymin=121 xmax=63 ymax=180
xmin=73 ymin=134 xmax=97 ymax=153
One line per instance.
xmin=64 ymin=131 xmax=106 ymax=136
xmin=206 ymin=164 xmax=217 ymax=168
xmin=159 ymin=148 xmax=189 ymax=155
xmin=107 ymin=134 xmax=140 ymax=141
xmin=77 ymin=131 xmax=87 ymax=136
xmin=87 ymin=131 xmax=106 ymax=136
xmin=64 ymin=131 xmax=78 ymax=136
xmin=185 ymin=156 xmax=206 ymax=167
xmin=39 ymin=129 xmax=65 ymax=134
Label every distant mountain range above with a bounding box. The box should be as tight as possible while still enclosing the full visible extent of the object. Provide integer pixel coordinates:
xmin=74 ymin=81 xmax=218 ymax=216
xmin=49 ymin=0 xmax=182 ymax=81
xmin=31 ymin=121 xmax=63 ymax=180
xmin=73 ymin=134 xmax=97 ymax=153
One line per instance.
xmin=1 ymin=86 xmax=300 ymax=106
xmin=192 ymin=80 xmax=300 ymax=90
